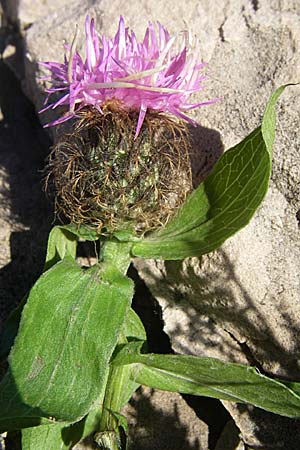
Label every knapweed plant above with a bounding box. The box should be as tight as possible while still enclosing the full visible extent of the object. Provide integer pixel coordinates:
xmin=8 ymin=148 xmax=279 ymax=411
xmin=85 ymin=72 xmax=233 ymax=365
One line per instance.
xmin=0 ymin=17 xmax=299 ymax=450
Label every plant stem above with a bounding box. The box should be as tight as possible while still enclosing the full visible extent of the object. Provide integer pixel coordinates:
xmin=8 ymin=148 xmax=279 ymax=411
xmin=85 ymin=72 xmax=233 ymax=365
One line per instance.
xmin=100 ymin=239 xmax=132 ymax=275
xmin=98 ymin=332 xmax=130 ymax=449
xmin=96 ymin=240 xmax=133 ymax=449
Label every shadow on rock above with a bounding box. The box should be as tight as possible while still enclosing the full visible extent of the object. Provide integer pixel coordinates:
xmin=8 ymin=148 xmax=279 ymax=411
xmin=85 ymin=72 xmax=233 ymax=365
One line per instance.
xmin=124 ymin=386 xmax=206 ymax=450
xmin=0 ymin=54 xmax=52 ymax=324
xmin=135 ymin=248 xmax=300 ymax=448
xmin=161 ymin=251 xmax=300 ymax=379
xmin=188 ymin=123 xmax=224 ymax=187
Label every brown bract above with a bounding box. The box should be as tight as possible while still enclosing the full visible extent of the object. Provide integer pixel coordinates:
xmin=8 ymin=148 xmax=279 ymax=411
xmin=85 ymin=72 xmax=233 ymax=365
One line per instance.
xmin=45 ymin=105 xmax=192 ymax=236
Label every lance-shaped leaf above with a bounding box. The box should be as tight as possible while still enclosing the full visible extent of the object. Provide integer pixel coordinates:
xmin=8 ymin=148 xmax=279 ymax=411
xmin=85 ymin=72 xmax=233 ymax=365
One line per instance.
xmin=0 ymin=258 xmax=134 ymax=431
xmin=112 ymin=342 xmax=300 ymax=418
xmin=131 ymin=84 xmax=294 ymax=259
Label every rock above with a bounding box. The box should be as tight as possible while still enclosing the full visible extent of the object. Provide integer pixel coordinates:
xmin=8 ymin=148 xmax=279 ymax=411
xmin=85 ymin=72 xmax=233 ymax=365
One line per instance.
xmin=214 ymin=420 xmax=244 ymax=450
xmin=3 ymin=0 xmax=70 ymax=30
xmin=13 ymin=0 xmax=300 ymax=448
xmin=222 ymin=402 xmax=300 ymax=449
xmin=0 ymin=59 xmax=51 ymax=328
xmin=122 ymin=387 xmax=209 ymax=450
xmin=0 ymin=433 xmax=6 ymax=450
xmin=1 ymin=44 xmax=16 ymax=59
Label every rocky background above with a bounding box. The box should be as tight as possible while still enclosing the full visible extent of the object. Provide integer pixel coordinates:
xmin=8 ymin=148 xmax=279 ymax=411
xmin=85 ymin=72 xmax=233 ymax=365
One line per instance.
xmin=0 ymin=0 xmax=300 ymax=449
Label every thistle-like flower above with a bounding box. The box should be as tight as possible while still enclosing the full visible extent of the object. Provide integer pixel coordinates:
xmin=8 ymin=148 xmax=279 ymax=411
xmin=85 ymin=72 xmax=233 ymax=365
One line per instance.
xmin=42 ymin=17 xmax=216 ymax=235
xmin=41 ymin=16 xmax=215 ymax=137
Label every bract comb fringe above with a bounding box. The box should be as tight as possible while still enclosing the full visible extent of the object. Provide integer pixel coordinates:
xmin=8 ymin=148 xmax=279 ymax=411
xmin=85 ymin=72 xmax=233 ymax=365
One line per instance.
xmin=45 ymin=107 xmax=192 ymax=235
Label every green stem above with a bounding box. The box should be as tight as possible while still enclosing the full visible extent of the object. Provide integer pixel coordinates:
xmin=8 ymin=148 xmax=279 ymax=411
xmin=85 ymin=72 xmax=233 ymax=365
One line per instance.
xmin=99 ymin=363 xmax=127 ymax=431
xmin=100 ymin=239 xmax=132 ymax=275
xmin=95 ymin=240 xmax=133 ymax=449
xmin=98 ymin=332 xmax=129 ymax=449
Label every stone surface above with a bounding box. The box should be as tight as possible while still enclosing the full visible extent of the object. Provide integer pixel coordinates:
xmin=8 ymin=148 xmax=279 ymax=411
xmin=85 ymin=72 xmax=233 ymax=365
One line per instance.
xmin=0 ymin=58 xmax=51 ymax=329
xmin=5 ymin=0 xmax=300 ymax=448
xmin=3 ymin=0 xmax=70 ymax=29
xmin=122 ymin=387 xmax=208 ymax=450
xmin=222 ymin=402 xmax=300 ymax=449
xmin=214 ymin=420 xmax=244 ymax=450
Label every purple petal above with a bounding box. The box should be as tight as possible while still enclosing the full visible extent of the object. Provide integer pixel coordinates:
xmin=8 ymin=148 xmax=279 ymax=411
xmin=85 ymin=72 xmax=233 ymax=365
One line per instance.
xmin=135 ymin=104 xmax=147 ymax=139
xmin=40 ymin=16 xmax=218 ymax=135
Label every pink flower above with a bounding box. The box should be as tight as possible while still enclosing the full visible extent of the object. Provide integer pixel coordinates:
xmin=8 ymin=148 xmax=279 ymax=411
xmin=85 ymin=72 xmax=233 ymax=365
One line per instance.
xmin=40 ymin=16 xmax=216 ymax=137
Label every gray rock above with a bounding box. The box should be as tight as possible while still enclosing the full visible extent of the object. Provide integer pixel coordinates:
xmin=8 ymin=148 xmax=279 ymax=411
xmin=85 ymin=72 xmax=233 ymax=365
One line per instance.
xmin=16 ymin=0 xmax=300 ymax=448
xmin=3 ymin=0 xmax=70 ymax=30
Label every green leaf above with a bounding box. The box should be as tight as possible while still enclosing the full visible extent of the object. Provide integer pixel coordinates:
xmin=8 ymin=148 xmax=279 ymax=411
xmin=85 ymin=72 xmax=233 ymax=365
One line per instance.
xmin=118 ymin=309 xmax=146 ymax=408
xmin=122 ymin=308 xmax=146 ymax=342
xmin=113 ymin=229 xmax=140 ymax=242
xmin=116 ymin=308 xmax=146 ymax=408
xmin=22 ymin=424 xmax=69 ymax=450
xmin=21 ymin=409 xmax=101 ymax=450
xmin=0 ymin=258 xmax=134 ymax=431
xmin=132 ymin=84 xmax=293 ymax=260
xmin=97 ymin=309 xmax=146 ymax=434
xmin=112 ymin=343 xmax=300 ymax=418
xmin=22 ymin=423 xmax=74 ymax=450
xmin=59 ymin=223 xmax=140 ymax=244
xmin=261 ymin=83 xmax=298 ymax=154
xmin=0 ymin=227 xmax=78 ymax=357
xmin=60 ymin=224 xmax=101 ymax=241
xmin=100 ymin=240 xmax=133 ymax=275
xmin=44 ymin=226 xmax=77 ymax=270
xmin=96 ymin=310 xmax=146 ymax=442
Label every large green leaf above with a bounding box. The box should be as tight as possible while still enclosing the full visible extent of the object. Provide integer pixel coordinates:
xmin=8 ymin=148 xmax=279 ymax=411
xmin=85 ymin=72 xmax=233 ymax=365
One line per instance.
xmin=21 ymin=311 xmax=146 ymax=450
xmin=122 ymin=308 xmax=146 ymax=343
xmin=131 ymin=84 xmax=292 ymax=259
xmin=112 ymin=343 xmax=300 ymax=418
xmin=0 ymin=258 xmax=133 ymax=431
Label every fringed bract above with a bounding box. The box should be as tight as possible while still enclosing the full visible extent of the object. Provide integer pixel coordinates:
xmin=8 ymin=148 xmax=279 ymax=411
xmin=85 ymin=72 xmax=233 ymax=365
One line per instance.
xmin=46 ymin=105 xmax=192 ymax=235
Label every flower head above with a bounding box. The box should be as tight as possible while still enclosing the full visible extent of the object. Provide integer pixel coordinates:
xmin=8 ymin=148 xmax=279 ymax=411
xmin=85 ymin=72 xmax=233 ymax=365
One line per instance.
xmin=41 ymin=16 xmax=216 ymax=137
